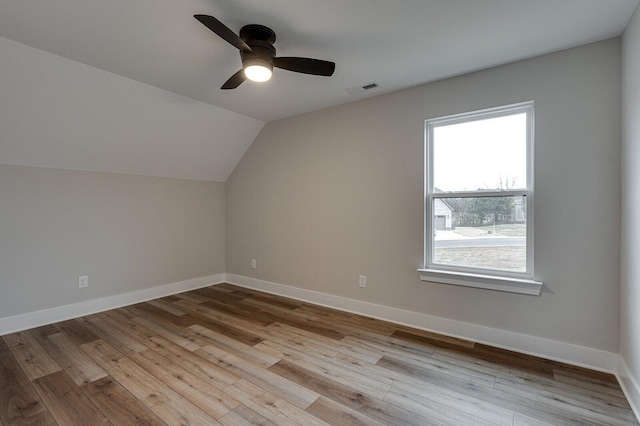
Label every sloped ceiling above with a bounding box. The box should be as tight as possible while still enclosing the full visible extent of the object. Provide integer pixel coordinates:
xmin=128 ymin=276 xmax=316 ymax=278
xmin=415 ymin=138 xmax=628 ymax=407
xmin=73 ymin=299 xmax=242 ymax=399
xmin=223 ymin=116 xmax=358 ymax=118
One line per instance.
xmin=0 ymin=0 xmax=638 ymax=181
xmin=0 ymin=37 xmax=264 ymax=181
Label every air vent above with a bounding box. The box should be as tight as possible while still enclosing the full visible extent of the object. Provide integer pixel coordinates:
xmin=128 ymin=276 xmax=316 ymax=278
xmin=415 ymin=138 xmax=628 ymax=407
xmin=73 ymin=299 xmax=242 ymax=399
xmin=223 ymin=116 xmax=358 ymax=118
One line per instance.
xmin=345 ymin=82 xmax=380 ymax=95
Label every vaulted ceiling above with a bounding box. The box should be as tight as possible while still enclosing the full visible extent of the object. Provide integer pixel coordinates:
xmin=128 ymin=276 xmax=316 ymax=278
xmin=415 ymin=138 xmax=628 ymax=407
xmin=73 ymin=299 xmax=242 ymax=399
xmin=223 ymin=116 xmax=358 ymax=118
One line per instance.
xmin=0 ymin=0 xmax=638 ymax=181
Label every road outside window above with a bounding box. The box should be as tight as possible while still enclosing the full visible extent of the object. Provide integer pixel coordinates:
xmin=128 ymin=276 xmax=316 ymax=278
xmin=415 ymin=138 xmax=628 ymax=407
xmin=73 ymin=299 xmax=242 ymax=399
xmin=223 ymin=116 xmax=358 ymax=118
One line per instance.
xmin=424 ymin=102 xmax=535 ymax=281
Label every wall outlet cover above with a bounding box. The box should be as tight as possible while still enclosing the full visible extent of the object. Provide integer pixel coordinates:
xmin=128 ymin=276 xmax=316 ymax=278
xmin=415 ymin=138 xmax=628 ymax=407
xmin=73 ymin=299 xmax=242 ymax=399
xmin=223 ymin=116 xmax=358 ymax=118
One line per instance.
xmin=79 ymin=276 xmax=89 ymax=288
xmin=359 ymin=275 xmax=367 ymax=288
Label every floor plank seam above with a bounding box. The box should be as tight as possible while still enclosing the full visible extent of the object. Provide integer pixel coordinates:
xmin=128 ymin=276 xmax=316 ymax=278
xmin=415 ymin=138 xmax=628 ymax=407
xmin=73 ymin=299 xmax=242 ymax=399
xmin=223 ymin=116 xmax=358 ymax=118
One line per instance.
xmin=2 ymin=284 xmax=637 ymax=426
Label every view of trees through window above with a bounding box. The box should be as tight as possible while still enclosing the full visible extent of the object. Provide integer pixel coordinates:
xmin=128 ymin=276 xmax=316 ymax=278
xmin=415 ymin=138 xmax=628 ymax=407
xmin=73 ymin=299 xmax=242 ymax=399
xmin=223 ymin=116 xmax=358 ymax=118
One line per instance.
xmin=427 ymin=103 xmax=532 ymax=275
xmin=433 ymin=195 xmax=526 ymax=272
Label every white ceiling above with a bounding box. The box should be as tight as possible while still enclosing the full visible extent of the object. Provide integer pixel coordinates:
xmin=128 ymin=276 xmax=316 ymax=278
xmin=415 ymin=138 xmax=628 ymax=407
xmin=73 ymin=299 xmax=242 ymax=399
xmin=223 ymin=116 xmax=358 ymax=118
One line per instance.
xmin=0 ymin=1 xmax=638 ymax=181
xmin=1 ymin=0 xmax=638 ymax=123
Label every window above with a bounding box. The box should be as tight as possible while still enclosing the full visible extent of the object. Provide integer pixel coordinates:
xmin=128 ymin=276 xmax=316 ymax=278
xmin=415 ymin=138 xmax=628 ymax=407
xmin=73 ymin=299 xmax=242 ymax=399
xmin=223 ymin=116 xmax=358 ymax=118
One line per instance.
xmin=418 ymin=102 xmax=542 ymax=295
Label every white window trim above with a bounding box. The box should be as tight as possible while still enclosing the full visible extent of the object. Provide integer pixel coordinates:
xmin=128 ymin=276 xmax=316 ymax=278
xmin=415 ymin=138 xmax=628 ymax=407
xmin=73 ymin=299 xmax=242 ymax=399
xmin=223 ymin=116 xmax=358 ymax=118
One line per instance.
xmin=419 ymin=101 xmax=543 ymax=295
xmin=417 ymin=269 xmax=543 ymax=295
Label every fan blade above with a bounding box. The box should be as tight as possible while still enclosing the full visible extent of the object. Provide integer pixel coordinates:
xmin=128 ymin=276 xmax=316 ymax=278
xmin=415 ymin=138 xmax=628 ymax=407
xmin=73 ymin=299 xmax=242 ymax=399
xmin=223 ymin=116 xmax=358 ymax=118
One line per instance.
xmin=194 ymin=15 xmax=252 ymax=53
xmin=221 ymin=69 xmax=246 ymax=90
xmin=273 ymin=57 xmax=335 ymax=76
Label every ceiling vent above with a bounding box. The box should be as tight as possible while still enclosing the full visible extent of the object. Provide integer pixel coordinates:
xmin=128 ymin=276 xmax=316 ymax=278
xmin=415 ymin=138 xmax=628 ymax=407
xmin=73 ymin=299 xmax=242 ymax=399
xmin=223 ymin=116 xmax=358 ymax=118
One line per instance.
xmin=345 ymin=82 xmax=379 ymax=95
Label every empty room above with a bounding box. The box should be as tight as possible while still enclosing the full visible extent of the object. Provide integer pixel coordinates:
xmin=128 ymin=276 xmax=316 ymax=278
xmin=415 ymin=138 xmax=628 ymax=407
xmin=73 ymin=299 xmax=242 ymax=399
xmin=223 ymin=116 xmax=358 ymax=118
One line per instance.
xmin=1 ymin=1 xmax=640 ymax=425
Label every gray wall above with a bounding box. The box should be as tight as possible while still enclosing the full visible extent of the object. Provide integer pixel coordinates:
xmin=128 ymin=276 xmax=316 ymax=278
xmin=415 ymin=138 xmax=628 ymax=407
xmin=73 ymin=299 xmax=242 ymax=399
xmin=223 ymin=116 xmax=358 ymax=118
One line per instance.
xmin=0 ymin=164 xmax=225 ymax=318
xmin=621 ymin=5 xmax=640 ymax=395
xmin=226 ymin=39 xmax=621 ymax=352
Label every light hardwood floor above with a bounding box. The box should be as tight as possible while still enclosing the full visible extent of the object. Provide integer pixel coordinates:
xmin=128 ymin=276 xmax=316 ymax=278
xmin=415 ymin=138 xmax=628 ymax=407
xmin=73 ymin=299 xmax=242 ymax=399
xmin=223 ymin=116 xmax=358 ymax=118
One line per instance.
xmin=1 ymin=283 xmax=638 ymax=425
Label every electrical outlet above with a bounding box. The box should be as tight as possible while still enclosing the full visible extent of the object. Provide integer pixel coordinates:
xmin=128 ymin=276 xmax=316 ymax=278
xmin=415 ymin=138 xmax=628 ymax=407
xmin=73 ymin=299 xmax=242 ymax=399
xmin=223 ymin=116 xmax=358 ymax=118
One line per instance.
xmin=78 ymin=276 xmax=88 ymax=289
xmin=359 ymin=275 xmax=367 ymax=288
xmin=251 ymin=259 xmax=257 ymax=269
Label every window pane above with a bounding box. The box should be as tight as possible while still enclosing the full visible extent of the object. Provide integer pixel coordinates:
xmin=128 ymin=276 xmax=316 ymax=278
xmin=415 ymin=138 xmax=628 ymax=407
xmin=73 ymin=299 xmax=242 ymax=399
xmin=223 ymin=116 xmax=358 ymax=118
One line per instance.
xmin=433 ymin=113 xmax=527 ymax=192
xmin=432 ymin=196 xmax=526 ymax=272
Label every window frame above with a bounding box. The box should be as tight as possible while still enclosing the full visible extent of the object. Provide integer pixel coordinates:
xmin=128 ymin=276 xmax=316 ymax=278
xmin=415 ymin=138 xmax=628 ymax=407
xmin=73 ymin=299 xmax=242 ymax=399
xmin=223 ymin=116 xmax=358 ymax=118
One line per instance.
xmin=418 ymin=101 xmax=543 ymax=295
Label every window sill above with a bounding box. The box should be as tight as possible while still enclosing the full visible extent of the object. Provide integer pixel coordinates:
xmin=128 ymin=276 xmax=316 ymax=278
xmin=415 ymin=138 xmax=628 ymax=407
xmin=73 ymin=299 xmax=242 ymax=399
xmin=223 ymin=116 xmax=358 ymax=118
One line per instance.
xmin=417 ymin=268 xmax=543 ymax=295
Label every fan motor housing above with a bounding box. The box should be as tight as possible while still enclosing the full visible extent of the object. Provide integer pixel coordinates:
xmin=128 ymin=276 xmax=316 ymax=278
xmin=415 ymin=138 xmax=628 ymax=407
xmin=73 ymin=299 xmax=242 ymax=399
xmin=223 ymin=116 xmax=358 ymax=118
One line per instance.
xmin=239 ymin=25 xmax=277 ymax=67
xmin=239 ymin=24 xmax=276 ymax=43
xmin=241 ymin=40 xmax=276 ymax=65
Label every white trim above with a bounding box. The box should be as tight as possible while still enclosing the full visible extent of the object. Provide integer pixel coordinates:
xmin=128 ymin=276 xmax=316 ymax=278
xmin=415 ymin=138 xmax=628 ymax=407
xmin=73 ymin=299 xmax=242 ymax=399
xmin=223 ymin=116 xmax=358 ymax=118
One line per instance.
xmin=0 ymin=273 xmax=225 ymax=336
xmin=424 ymin=101 xmax=536 ymax=281
xmin=425 ymin=101 xmax=536 ymax=127
xmin=431 ymin=190 xmax=529 ymax=198
xmin=224 ymin=273 xmax=617 ymax=373
xmin=617 ymin=356 xmax=640 ymax=422
xmin=417 ymin=268 xmax=543 ymax=295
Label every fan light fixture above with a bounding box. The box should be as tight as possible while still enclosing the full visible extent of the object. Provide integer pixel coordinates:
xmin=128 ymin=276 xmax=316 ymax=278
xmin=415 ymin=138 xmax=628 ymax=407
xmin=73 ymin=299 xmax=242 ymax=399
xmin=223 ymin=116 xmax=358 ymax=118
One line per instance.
xmin=243 ymin=58 xmax=273 ymax=82
xmin=194 ymin=15 xmax=335 ymax=90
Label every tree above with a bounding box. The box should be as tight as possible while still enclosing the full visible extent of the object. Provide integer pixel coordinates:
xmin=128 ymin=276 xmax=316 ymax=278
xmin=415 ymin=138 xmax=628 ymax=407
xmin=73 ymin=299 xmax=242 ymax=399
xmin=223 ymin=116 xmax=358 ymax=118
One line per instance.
xmin=449 ymin=176 xmax=516 ymax=226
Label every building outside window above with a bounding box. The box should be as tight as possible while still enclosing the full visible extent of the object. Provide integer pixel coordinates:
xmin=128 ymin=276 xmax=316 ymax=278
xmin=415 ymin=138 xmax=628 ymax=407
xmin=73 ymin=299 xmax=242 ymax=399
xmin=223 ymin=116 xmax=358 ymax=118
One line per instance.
xmin=419 ymin=101 xmax=542 ymax=295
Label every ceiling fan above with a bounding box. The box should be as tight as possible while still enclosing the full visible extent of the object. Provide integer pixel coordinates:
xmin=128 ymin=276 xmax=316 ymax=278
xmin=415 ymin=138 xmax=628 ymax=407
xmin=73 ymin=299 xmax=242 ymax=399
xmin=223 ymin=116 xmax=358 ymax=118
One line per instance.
xmin=194 ymin=15 xmax=336 ymax=89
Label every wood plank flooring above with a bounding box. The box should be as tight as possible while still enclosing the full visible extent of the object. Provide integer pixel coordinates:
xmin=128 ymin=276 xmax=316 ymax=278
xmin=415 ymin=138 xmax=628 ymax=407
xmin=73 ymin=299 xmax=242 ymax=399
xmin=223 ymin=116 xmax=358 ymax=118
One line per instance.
xmin=1 ymin=283 xmax=637 ymax=425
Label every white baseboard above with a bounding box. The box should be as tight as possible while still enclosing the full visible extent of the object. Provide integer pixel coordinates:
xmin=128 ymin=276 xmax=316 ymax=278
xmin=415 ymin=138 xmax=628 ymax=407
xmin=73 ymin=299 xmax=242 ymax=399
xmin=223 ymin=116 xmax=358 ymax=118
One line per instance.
xmin=618 ymin=356 xmax=640 ymax=422
xmin=0 ymin=271 xmax=622 ymax=376
xmin=225 ymin=273 xmax=619 ymax=373
xmin=0 ymin=273 xmax=225 ymax=336
xmin=2 ymin=271 xmax=633 ymax=420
